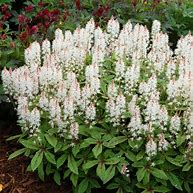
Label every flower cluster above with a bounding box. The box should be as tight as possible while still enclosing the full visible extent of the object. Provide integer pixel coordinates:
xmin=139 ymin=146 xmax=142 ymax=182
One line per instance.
xmin=2 ymin=18 xmax=193 ymax=159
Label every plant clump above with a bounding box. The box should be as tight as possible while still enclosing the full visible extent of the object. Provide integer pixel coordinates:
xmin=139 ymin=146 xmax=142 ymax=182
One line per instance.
xmin=2 ymin=18 xmax=193 ymax=193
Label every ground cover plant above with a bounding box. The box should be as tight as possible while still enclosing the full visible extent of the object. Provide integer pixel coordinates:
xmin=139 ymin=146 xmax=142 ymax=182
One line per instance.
xmin=2 ymin=17 xmax=193 ymax=193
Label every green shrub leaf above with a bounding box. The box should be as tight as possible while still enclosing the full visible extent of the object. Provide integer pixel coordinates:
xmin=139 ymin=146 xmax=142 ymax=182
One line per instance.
xmin=96 ymin=162 xmax=106 ymax=182
xmin=63 ymin=169 xmax=71 ymax=180
xmin=105 ymin=136 xmax=127 ymax=148
xmin=20 ymin=139 xmax=39 ymax=150
xmin=38 ymin=162 xmax=44 ymax=181
xmin=45 ymin=134 xmax=57 ymax=148
xmin=176 ymin=134 xmax=186 ymax=147
xmin=8 ymin=148 xmax=26 ymax=160
xmin=143 ymin=171 xmax=150 ymax=185
xmin=125 ymin=151 xmax=136 ymax=162
xmin=182 ymin=162 xmax=191 ymax=171
xmin=166 ymin=157 xmax=182 ymax=167
xmin=6 ymin=134 xmax=22 ymax=141
xmin=44 ymin=151 xmax=56 ymax=165
xmin=57 ymin=154 xmax=67 ymax=168
xmin=82 ymin=160 xmax=98 ymax=170
xmin=103 ymin=165 xmax=115 ymax=184
xmin=136 ymin=151 xmax=145 ymax=161
xmin=167 ymin=172 xmax=182 ymax=191
xmin=54 ymin=170 xmax=61 ymax=185
xmin=136 ymin=167 xmax=146 ymax=182
xmin=106 ymin=182 xmax=119 ymax=189
xmin=78 ymin=179 xmax=89 ymax=193
xmin=153 ymin=185 xmax=170 ymax=192
xmin=92 ymin=143 xmax=102 ymax=158
xmin=31 ymin=150 xmax=43 ymax=171
xmin=150 ymin=168 xmax=168 ymax=180
xmin=70 ymin=173 xmax=78 ymax=187
xmin=68 ymin=155 xmax=78 ymax=175
xmin=105 ymin=157 xmax=120 ymax=165
xmin=184 ymin=182 xmax=191 ymax=193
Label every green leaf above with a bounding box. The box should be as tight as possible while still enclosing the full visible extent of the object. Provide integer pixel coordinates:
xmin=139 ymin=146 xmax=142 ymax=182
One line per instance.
xmin=101 ymin=80 xmax=107 ymax=93
xmin=63 ymin=169 xmax=71 ymax=179
xmin=103 ymin=165 xmax=115 ymax=184
xmin=150 ymin=168 xmax=168 ymax=180
xmin=54 ymin=171 xmax=61 ymax=185
xmin=27 ymin=164 xmax=32 ymax=172
xmin=136 ymin=167 xmax=146 ymax=182
xmin=57 ymin=154 xmax=67 ymax=168
xmin=80 ymin=141 xmax=91 ymax=149
xmin=8 ymin=148 xmax=26 ymax=160
xmin=184 ymin=182 xmax=191 ymax=193
xmin=6 ymin=134 xmax=22 ymax=141
xmin=82 ymin=160 xmax=98 ymax=170
xmin=167 ymin=172 xmax=182 ymax=191
xmin=116 ymin=187 xmax=123 ymax=193
xmin=44 ymin=151 xmax=56 ymax=165
xmin=128 ymin=140 xmax=136 ymax=149
xmin=89 ymin=179 xmax=101 ymax=188
xmin=176 ymin=134 xmax=186 ymax=147
xmin=46 ymin=163 xmax=53 ymax=175
xmin=92 ymin=143 xmax=102 ymax=158
xmin=182 ymin=162 xmax=191 ymax=171
xmin=96 ymin=162 xmax=106 ymax=182
xmin=24 ymin=149 xmax=31 ymax=157
xmin=84 ymin=138 xmax=97 ymax=144
xmin=166 ymin=157 xmax=182 ymax=167
xmin=143 ymin=171 xmax=150 ymax=185
xmin=90 ymin=129 xmax=103 ymax=140
xmin=105 ymin=157 xmax=120 ymax=165
xmin=20 ymin=139 xmax=39 ymax=150
xmin=136 ymin=182 xmax=146 ymax=189
xmin=128 ymin=139 xmax=143 ymax=149
xmin=153 ymin=185 xmax=170 ymax=192
xmin=132 ymin=161 xmax=145 ymax=168
xmin=72 ymin=145 xmax=80 ymax=157
xmin=106 ymin=182 xmax=119 ymax=189
xmin=105 ymin=136 xmax=127 ymax=148
xmin=54 ymin=142 xmax=63 ymax=152
xmin=70 ymin=173 xmax=78 ymax=186
xmin=78 ymin=179 xmax=89 ymax=193
xmin=125 ymin=151 xmax=136 ymax=162
xmin=136 ymin=151 xmax=145 ymax=161
xmin=61 ymin=144 xmax=69 ymax=151
xmin=68 ymin=155 xmax=78 ymax=175
xmin=31 ymin=150 xmax=44 ymax=171
xmin=45 ymin=134 xmax=57 ymax=148
xmin=38 ymin=162 xmax=44 ymax=181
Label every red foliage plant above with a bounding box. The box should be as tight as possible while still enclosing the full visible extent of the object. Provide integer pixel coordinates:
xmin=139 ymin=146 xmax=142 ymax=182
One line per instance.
xmin=25 ymin=4 xmax=34 ymax=13
xmin=75 ymin=0 xmax=81 ymax=10
xmin=93 ymin=5 xmax=110 ymax=17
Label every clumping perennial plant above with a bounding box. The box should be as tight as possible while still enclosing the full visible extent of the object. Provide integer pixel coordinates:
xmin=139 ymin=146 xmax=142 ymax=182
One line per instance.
xmin=3 ymin=18 xmax=193 ymax=193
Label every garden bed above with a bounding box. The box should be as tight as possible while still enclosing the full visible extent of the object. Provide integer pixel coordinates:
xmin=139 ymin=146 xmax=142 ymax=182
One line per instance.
xmin=0 ymin=124 xmax=72 ymax=193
